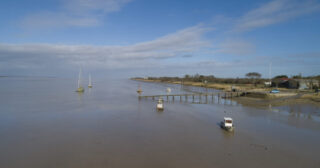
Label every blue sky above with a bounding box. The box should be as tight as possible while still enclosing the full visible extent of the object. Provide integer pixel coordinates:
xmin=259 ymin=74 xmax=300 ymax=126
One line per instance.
xmin=0 ymin=0 xmax=320 ymax=78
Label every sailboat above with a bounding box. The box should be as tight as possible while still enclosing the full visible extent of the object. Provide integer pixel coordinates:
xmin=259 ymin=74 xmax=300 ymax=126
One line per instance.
xmin=76 ymin=69 xmax=85 ymax=92
xmin=137 ymin=85 xmax=142 ymax=94
xmin=88 ymin=74 xmax=92 ymax=88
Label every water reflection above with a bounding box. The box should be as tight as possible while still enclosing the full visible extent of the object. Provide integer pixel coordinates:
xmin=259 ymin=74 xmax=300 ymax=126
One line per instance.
xmin=76 ymin=91 xmax=84 ymax=101
xmin=268 ymin=103 xmax=320 ymax=122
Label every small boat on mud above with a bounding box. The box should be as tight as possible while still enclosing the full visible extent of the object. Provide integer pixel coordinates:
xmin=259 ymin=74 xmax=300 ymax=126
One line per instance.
xmin=156 ymin=98 xmax=164 ymax=111
xmin=270 ymin=89 xmax=280 ymax=93
xmin=220 ymin=117 xmax=234 ymax=132
xmin=166 ymin=87 xmax=171 ymax=93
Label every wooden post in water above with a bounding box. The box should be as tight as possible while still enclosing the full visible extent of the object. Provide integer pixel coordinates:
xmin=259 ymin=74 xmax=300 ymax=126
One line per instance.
xmin=205 ymin=94 xmax=208 ymax=103
xmin=192 ymin=95 xmax=194 ymax=102
xmin=212 ymin=93 xmax=214 ymax=103
xmin=180 ymin=95 xmax=182 ymax=101
xmin=173 ymin=96 xmax=174 ymax=101
xmin=199 ymin=94 xmax=202 ymax=102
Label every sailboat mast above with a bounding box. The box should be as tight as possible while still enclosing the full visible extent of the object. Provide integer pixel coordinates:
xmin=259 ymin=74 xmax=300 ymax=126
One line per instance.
xmin=269 ymin=62 xmax=272 ymax=83
xmin=78 ymin=68 xmax=82 ymax=88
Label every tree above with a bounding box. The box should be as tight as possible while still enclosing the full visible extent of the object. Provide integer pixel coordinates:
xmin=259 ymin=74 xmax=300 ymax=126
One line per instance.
xmin=274 ymin=75 xmax=288 ymax=79
xmin=184 ymin=74 xmax=190 ymax=79
xmin=245 ymin=72 xmax=261 ymax=79
xmin=245 ymin=72 xmax=261 ymax=85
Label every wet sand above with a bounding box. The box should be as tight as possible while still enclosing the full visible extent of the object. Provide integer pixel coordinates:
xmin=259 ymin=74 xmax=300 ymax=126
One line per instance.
xmin=0 ymin=77 xmax=320 ymax=168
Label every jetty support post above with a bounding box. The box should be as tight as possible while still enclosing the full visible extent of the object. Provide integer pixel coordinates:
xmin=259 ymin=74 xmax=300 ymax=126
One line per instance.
xmin=205 ymin=94 xmax=208 ymax=103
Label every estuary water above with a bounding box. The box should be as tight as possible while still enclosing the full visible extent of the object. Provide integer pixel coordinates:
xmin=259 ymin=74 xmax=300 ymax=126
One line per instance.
xmin=0 ymin=77 xmax=319 ymax=168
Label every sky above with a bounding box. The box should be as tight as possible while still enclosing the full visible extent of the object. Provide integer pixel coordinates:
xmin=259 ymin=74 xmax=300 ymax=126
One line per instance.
xmin=0 ymin=0 xmax=320 ymax=78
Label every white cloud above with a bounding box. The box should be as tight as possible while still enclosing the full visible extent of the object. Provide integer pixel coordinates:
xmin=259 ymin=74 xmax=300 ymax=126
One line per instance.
xmin=0 ymin=25 xmax=211 ymax=70
xmin=63 ymin=0 xmax=132 ymax=14
xmin=22 ymin=12 xmax=100 ymax=28
xmin=233 ymin=0 xmax=320 ymax=32
xmin=21 ymin=0 xmax=133 ymax=29
xmin=216 ymin=39 xmax=255 ymax=55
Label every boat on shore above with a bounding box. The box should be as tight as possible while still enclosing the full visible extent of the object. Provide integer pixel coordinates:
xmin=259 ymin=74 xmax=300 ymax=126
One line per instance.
xmin=166 ymin=87 xmax=171 ymax=93
xmin=220 ymin=117 xmax=234 ymax=132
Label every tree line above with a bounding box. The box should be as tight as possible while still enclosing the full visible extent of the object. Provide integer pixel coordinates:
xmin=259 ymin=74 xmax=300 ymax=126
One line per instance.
xmin=136 ymin=72 xmax=320 ymax=85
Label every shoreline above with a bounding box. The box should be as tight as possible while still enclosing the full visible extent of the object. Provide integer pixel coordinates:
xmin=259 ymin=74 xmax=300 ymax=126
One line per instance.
xmin=131 ymin=78 xmax=320 ymax=107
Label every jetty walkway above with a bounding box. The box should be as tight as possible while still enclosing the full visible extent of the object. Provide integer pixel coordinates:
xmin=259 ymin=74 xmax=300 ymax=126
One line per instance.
xmin=138 ymin=91 xmax=246 ymax=102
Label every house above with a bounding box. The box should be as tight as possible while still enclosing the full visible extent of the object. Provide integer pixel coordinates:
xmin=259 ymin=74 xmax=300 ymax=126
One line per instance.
xmin=272 ymin=78 xmax=319 ymax=89
xmin=294 ymin=79 xmax=319 ymax=90
xmin=272 ymin=78 xmax=298 ymax=89
xmin=264 ymin=81 xmax=272 ymax=87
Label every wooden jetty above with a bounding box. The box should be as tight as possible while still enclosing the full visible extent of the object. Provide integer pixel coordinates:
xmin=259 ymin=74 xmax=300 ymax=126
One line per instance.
xmin=138 ymin=91 xmax=246 ymax=102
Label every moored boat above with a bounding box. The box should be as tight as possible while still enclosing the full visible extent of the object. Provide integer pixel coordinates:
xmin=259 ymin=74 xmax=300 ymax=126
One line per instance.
xmin=220 ymin=117 xmax=234 ymax=132
xmin=156 ymin=98 xmax=164 ymax=111
xmin=137 ymin=85 xmax=143 ymax=94
xmin=76 ymin=69 xmax=84 ymax=92
xmin=88 ymin=74 xmax=92 ymax=88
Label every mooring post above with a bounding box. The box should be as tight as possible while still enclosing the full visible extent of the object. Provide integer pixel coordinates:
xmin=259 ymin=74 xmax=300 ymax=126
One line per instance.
xmin=180 ymin=95 xmax=182 ymax=101
xmin=185 ymin=95 xmax=187 ymax=101
xmin=172 ymin=96 xmax=174 ymax=101
xmin=193 ymin=95 xmax=194 ymax=102
xmin=212 ymin=94 xmax=214 ymax=103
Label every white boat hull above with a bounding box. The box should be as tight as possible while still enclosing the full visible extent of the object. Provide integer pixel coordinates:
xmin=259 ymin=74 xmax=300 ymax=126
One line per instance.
xmin=157 ymin=104 xmax=164 ymax=110
xmin=220 ymin=122 xmax=234 ymax=132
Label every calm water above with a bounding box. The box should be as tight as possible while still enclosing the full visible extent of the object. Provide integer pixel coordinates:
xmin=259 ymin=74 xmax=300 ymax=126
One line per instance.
xmin=0 ymin=77 xmax=319 ymax=168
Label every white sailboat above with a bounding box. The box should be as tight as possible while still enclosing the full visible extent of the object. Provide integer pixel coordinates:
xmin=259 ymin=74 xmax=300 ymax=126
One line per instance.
xmin=76 ymin=69 xmax=84 ymax=92
xmin=88 ymin=74 xmax=92 ymax=88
